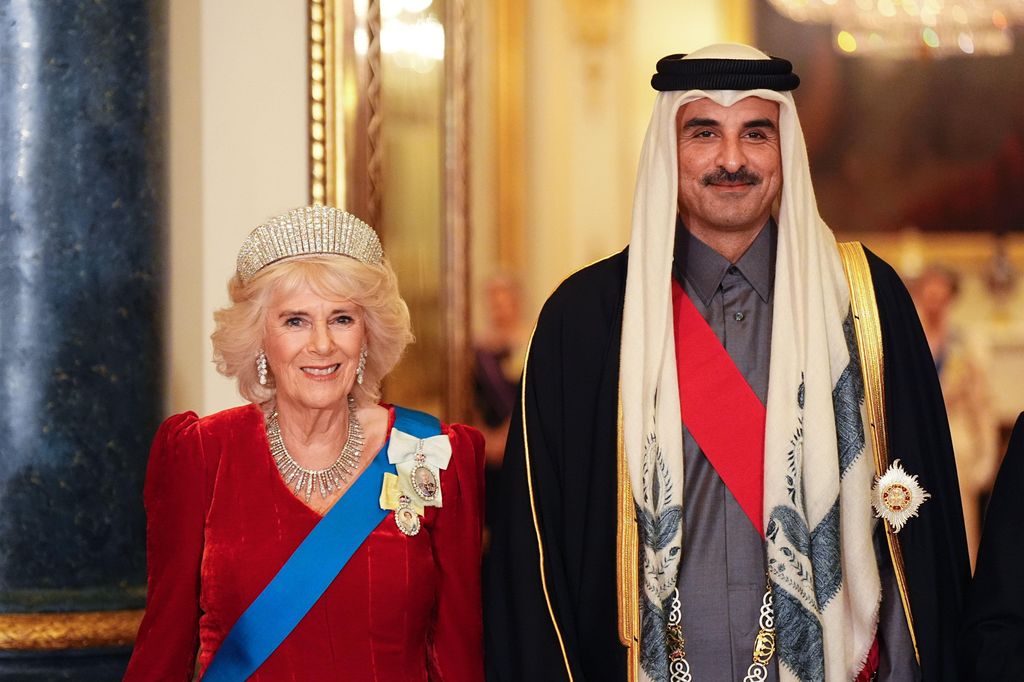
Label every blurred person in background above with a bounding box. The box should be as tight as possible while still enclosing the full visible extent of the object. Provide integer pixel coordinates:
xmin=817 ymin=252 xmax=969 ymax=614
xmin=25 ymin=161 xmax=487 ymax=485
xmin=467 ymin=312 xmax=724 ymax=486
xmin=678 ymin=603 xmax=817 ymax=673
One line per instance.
xmin=472 ymin=273 xmax=528 ymax=532
xmin=912 ymin=263 xmax=998 ymax=570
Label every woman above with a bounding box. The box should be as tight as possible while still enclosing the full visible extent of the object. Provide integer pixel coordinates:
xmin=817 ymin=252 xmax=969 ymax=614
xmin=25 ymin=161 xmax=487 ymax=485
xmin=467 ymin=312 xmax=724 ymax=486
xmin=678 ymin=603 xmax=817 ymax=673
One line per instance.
xmin=125 ymin=206 xmax=485 ymax=681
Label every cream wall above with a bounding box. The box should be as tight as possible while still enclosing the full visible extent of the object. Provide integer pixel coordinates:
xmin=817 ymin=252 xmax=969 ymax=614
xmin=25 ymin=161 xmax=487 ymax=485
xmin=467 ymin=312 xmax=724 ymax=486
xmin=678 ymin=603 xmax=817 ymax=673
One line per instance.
xmin=167 ymin=0 xmax=308 ymax=417
xmin=518 ymin=0 xmax=749 ymax=318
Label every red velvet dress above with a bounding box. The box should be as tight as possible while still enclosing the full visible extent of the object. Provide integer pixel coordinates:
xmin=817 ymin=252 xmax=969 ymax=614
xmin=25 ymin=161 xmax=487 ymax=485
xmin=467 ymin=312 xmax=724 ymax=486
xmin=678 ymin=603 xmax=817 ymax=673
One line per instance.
xmin=124 ymin=403 xmax=485 ymax=681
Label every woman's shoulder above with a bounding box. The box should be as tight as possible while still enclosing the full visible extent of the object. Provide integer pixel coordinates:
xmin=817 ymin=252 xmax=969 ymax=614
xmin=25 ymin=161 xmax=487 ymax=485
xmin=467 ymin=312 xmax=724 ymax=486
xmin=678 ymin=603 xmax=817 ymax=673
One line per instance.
xmin=443 ymin=423 xmax=486 ymax=487
xmin=199 ymin=402 xmax=264 ymax=426
xmin=444 ymin=422 xmax=485 ymax=452
xmin=147 ymin=404 xmax=265 ymax=497
xmin=166 ymin=404 xmax=264 ymax=439
xmin=151 ymin=404 xmax=264 ymax=463
xmin=158 ymin=403 xmax=262 ymax=431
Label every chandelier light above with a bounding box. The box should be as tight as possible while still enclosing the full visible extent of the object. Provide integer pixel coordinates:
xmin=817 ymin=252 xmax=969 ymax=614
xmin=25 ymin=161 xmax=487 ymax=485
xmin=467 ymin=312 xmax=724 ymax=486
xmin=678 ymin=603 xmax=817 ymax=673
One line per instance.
xmin=766 ymin=0 xmax=1024 ymax=57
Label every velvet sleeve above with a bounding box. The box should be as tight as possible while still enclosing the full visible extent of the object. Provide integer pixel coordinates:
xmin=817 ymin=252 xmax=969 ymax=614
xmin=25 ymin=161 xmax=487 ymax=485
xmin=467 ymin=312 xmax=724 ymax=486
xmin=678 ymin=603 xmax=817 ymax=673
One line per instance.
xmin=123 ymin=412 xmax=207 ymax=681
xmin=427 ymin=423 xmax=486 ymax=681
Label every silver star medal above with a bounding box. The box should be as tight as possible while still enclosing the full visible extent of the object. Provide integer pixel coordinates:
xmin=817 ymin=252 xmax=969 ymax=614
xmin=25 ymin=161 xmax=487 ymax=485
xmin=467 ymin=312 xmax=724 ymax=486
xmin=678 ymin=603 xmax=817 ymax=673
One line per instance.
xmin=871 ymin=459 xmax=931 ymax=532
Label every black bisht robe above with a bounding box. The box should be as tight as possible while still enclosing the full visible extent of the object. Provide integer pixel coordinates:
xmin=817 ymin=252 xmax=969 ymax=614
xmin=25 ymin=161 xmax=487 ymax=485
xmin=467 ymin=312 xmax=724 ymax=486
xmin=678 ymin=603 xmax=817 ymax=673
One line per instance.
xmin=485 ymin=247 xmax=969 ymax=681
xmin=959 ymin=412 xmax=1024 ymax=679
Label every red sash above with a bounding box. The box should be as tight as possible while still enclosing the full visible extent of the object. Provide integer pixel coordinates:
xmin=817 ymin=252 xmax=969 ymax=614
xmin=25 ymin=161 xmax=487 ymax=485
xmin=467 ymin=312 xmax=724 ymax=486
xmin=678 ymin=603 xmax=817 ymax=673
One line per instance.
xmin=672 ymin=280 xmax=766 ymax=536
xmin=673 ymin=281 xmax=881 ymax=678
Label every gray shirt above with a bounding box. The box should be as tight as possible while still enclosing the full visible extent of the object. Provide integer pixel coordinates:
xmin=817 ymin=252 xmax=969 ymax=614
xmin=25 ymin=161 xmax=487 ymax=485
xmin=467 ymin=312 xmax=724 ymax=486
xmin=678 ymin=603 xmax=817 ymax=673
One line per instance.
xmin=674 ymin=222 xmax=779 ymax=681
xmin=671 ymin=222 xmax=919 ymax=681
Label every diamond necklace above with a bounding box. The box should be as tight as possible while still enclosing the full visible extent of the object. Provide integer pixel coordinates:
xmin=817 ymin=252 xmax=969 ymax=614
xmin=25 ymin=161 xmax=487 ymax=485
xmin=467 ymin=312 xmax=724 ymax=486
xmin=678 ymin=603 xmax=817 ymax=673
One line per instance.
xmin=267 ymin=394 xmax=365 ymax=503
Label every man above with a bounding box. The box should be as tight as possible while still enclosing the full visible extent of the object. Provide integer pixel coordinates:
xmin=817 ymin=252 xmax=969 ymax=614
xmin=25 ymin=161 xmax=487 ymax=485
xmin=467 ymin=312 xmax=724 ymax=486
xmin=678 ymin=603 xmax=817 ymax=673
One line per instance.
xmin=485 ymin=44 xmax=968 ymax=682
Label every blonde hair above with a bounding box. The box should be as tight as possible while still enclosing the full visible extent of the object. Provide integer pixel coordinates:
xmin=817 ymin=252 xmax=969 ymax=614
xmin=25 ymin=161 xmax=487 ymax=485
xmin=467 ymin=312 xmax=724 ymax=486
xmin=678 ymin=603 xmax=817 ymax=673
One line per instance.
xmin=212 ymin=256 xmax=413 ymax=407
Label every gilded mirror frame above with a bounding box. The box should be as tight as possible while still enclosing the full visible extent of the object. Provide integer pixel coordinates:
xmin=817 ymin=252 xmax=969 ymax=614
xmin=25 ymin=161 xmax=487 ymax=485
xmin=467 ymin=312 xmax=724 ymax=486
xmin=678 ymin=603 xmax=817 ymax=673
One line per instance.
xmin=309 ymin=0 xmax=471 ymax=420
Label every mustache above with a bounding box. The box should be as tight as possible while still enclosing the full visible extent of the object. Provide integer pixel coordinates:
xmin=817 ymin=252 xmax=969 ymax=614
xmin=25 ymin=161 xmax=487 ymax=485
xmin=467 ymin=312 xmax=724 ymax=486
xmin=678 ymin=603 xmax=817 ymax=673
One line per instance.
xmin=701 ymin=168 xmax=762 ymax=186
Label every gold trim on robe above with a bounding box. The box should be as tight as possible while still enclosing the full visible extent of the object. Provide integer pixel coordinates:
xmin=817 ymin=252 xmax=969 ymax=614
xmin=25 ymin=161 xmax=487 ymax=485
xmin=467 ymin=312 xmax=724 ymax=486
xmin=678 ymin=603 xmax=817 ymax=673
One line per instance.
xmin=520 ymin=332 xmax=576 ymax=682
xmin=838 ymin=240 xmax=921 ymax=665
xmin=616 ymin=390 xmax=640 ymax=681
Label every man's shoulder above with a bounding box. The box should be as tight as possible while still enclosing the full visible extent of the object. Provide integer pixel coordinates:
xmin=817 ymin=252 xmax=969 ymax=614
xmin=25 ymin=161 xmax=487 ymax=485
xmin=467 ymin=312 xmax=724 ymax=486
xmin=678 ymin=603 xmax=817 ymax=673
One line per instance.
xmin=838 ymin=242 xmax=913 ymax=310
xmin=861 ymin=247 xmax=903 ymax=291
xmin=858 ymin=246 xmax=918 ymax=315
xmin=539 ymin=248 xmax=628 ymax=321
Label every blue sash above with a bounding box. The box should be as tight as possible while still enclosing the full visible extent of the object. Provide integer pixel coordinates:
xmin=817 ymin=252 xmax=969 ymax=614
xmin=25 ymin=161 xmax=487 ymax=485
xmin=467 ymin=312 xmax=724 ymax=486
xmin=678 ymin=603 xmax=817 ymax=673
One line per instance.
xmin=202 ymin=405 xmax=441 ymax=681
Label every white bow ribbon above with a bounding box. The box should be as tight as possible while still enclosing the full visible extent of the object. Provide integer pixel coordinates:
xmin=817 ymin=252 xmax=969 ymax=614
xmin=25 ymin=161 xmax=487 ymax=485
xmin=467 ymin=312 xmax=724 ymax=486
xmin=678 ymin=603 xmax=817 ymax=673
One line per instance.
xmin=387 ymin=429 xmax=452 ymax=468
xmin=387 ymin=429 xmax=452 ymax=508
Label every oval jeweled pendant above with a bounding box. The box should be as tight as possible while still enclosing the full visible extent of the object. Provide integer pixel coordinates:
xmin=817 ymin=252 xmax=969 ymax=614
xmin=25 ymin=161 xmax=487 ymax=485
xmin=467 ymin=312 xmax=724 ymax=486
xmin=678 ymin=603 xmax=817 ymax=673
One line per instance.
xmin=410 ymin=463 xmax=439 ymax=501
xmin=394 ymin=496 xmax=421 ymax=536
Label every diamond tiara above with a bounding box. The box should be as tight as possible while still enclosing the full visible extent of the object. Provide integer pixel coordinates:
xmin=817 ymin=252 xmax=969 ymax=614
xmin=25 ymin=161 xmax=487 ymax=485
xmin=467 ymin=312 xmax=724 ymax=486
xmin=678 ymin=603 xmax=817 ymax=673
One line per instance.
xmin=236 ymin=205 xmax=384 ymax=283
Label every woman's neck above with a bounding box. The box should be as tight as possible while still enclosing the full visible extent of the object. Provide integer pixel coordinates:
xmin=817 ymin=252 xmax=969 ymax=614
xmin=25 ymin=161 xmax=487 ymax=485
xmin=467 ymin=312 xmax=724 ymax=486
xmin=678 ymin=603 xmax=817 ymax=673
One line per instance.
xmin=275 ymin=397 xmax=352 ymax=463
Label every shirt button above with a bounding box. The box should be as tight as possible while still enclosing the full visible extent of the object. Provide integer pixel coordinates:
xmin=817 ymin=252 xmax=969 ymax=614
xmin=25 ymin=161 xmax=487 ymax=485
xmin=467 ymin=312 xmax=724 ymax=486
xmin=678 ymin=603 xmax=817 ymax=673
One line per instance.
xmin=727 ymin=265 xmax=739 ymax=275
xmin=734 ymin=312 xmax=745 ymax=321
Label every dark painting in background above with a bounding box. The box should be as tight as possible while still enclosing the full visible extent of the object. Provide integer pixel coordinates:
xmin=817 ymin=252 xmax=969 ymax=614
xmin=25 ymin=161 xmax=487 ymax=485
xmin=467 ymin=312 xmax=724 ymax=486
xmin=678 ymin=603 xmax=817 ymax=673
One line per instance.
xmin=755 ymin=1 xmax=1024 ymax=234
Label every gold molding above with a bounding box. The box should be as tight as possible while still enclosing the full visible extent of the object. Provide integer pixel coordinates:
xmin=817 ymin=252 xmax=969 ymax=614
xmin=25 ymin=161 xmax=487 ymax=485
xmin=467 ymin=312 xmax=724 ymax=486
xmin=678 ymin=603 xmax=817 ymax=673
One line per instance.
xmin=364 ymin=0 xmax=382 ymax=228
xmin=309 ymin=0 xmax=332 ymax=205
xmin=443 ymin=0 xmax=472 ymax=422
xmin=0 ymin=610 xmax=143 ymax=651
xmin=311 ymin=0 xmax=379 ymax=223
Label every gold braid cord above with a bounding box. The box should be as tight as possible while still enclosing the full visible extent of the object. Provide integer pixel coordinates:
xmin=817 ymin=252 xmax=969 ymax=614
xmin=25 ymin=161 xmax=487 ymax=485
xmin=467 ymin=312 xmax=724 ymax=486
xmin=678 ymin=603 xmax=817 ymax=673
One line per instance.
xmin=616 ymin=390 xmax=640 ymax=681
xmin=0 ymin=610 xmax=143 ymax=650
xmin=837 ymin=241 xmax=921 ymax=665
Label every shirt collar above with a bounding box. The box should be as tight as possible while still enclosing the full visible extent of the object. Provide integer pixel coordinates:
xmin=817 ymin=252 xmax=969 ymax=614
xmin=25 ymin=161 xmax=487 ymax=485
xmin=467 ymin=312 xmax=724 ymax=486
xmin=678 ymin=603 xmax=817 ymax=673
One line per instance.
xmin=673 ymin=218 xmax=776 ymax=306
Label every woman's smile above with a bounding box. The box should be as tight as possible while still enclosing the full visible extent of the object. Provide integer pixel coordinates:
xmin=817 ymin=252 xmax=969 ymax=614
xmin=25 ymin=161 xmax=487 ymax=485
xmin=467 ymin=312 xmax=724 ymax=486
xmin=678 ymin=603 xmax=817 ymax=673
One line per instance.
xmin=301 ymin=363 xmax=341 ymax=378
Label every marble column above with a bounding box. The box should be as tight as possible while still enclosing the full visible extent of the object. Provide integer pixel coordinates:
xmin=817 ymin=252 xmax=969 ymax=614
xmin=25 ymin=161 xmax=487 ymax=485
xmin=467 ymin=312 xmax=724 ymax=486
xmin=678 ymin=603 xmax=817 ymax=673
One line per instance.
xmin=0 ymin=0 xmax=165 ymax=676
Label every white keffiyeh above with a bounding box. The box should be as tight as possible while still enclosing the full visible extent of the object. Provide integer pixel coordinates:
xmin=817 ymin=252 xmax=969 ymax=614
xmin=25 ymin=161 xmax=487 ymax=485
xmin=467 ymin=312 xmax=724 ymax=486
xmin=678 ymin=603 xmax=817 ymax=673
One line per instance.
xmin=621 ymin=43 xmax=880 ymax=682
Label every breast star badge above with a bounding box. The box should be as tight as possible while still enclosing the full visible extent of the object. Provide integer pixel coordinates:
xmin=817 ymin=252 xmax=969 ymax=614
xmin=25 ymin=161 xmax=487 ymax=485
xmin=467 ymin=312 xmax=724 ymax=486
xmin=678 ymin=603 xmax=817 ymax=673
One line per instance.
xmin=871 ymin=459 xmax=930 ymax=532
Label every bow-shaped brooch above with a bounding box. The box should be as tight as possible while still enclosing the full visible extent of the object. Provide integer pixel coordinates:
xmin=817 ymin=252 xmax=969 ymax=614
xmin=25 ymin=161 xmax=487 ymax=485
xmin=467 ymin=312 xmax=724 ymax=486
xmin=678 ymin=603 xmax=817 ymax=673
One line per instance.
xmin=380 ymin=429 xmax=452 ymax=536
